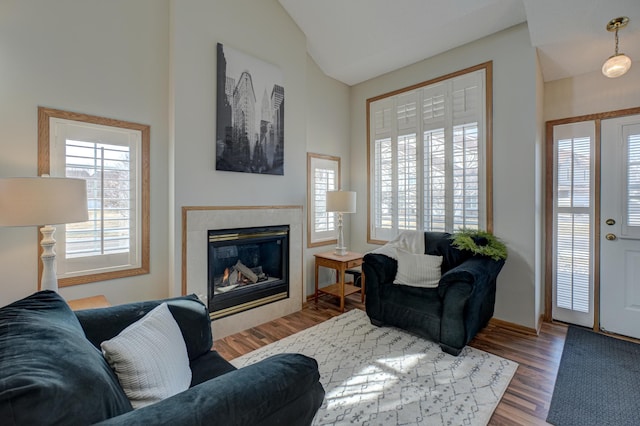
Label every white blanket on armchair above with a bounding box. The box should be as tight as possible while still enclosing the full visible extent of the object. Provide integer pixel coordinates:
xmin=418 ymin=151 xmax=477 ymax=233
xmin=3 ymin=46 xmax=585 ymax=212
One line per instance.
xmin=369 ymin=230 xmax=425 ymax=260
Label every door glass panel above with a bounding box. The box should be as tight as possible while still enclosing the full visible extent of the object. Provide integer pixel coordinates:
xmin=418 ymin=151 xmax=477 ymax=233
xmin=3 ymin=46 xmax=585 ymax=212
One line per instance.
xmin=624 ymin=126 xmax=640 ymax=228
xmin=552 ymin=121 xmax=595 ymax=326
xmin=556 ymin=213 xmax=590 ymax=312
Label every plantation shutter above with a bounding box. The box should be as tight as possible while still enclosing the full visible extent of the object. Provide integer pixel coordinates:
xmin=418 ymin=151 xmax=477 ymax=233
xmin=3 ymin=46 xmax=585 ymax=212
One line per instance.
xmin=622 ymin=125 xmax=640 ymax=237
xmin=50 ymin=118 xmax=142 ymax=278
xmin=552 ymin=121 xmax=595 ymax=326
xmin=370 ymin=68 xmax=486 ymax=241
xmin=65 ymin=140 xmax=133 ymax=257
xmin=451 ymin=73 xmax=482 ymax=230
xmin=397 ymin=91 xmax=418 ymax=231
xmin=422 ymin=83 xmax=447 ymax=231
xmin=314 ymin=168 xmax=337 ymax=233
xmin=372 ymin=98 xmax=396 ymax=241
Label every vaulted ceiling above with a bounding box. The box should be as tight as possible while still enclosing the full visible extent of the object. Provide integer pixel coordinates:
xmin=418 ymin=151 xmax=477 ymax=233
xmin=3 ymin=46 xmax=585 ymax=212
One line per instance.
xmin=278 ymin=0 xmax=640 ymax=86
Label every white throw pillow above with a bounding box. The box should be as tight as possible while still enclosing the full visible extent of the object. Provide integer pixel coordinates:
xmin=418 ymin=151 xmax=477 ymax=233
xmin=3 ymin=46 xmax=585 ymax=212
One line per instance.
xmin=101 ymin=303 xmax=192 ymax=409
xmin=393 ymin=249 xmax=443 ymax=288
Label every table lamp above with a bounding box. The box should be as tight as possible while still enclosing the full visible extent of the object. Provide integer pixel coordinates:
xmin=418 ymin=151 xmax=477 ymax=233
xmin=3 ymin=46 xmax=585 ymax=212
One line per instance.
xmin=326 ymin=190 xmax=356 ymax=256
xmin=0 ymin=177 xmax=88 ymax=291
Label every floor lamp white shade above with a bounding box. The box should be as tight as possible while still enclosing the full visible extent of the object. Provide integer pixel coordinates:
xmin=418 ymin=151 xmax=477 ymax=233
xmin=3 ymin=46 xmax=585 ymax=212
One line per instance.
xmin=326 ymin=191 xmax=356 ymax=256
xmin=0 ymin=177 xmax=88 ymax=292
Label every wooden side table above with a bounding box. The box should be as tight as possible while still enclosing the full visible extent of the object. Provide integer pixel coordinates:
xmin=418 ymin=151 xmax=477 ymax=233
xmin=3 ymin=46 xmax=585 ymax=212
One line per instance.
xmin=67 ymin=295 xmax=111 ymax=310
xmin=314 ymin=251 xmax=365 ymax=312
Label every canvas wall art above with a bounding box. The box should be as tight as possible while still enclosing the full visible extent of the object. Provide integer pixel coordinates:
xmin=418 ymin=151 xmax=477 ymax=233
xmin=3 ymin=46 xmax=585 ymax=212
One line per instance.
xmin=216 ymin=43 xmax=284 ymax=175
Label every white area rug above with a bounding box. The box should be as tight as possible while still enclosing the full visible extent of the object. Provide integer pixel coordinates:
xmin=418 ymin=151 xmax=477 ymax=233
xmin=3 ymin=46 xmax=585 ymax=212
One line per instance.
xmin=231 ymin=309 xmax=518 ymax=426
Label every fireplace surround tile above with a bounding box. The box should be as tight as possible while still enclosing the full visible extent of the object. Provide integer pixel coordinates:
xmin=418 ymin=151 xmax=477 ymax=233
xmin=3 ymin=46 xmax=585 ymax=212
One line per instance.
xmin=183 ymin=206 xmax=303 ymax=339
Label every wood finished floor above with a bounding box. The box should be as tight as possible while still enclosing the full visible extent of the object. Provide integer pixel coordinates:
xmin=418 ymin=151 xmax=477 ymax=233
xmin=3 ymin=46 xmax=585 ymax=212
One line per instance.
xmin=213 ymin=295 xmax=568 ymax=426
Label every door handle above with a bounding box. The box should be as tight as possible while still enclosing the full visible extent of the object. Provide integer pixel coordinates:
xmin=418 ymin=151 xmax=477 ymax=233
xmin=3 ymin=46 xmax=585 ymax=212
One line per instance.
xmin=606 ymin=218 xmax=616 ymax=225
xmin=605 ymin=233 xmax=617 ymax=241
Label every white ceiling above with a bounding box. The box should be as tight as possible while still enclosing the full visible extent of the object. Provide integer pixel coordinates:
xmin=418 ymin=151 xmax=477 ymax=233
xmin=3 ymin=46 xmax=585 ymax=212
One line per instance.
xmin=278 ymin=0 xmax=640 ymax=85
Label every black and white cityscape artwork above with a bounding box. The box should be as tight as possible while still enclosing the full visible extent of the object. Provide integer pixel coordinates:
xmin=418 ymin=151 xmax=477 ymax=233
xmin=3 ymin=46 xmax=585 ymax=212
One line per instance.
xmin=216 ymin=43 xmax=284 ymax=175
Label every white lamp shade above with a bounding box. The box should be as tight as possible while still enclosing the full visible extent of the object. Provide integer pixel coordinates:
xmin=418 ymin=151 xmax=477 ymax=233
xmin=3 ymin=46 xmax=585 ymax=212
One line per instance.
xmin=602 ymin=53 xmax=632 ymax=78
xmin=326 ymin=191 xmax=356 ymax=213
xmin=0 ymin=177 xmax=88 ymax=226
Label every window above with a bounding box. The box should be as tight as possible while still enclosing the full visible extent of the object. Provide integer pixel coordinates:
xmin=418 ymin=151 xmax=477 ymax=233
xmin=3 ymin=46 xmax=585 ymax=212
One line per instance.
xmin=547 ymin=119 xmax=596 ymax=328
xmin=367 ymin=63 xmax=492 ymax=242
xmin=553 ymin=122 xmax=594 ymax=319
xmin=38 ymin=107 xmax=149 ymax=286
xmin=623 ymin=125 xmax=640 ymax=234
xmin=307 ymin=153 xmax=340 ymax=247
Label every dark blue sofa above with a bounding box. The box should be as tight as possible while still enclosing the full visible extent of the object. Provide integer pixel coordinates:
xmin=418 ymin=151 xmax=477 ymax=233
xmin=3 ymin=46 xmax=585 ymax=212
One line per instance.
xmin=0 ymin=291 xmax=324 ymax=425
xmin=363 ymin=232 xmax=505 ymax=356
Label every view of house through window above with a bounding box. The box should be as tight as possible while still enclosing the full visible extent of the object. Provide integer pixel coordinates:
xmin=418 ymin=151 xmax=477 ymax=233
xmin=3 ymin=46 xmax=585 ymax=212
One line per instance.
xmin=555 ymin=132 xmax=592 ymax=314
xmin=367 ymin=63 xmax=491 ymax=242
xmin=38 ymin=107 xmax=150 ymax=286
xmin=314 ymin=167 xmax=337 ymax=233
xmin=65 ymin=140 xmax=133 ymax=258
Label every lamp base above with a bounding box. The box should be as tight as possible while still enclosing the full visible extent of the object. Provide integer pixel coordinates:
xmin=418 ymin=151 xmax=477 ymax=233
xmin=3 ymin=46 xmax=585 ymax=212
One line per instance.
xmin=334 ymin=213 xmax=348 ymax=256
xmin=334 ymin=246 xmax=348 ymax=256
xmin=40 ymin=225 xmax=59 ymax=292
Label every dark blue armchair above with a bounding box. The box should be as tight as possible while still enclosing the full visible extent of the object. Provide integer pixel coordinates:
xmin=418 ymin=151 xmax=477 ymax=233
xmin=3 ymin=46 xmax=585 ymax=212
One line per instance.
xmin=363 ymin=232 xmax=505 ymax=356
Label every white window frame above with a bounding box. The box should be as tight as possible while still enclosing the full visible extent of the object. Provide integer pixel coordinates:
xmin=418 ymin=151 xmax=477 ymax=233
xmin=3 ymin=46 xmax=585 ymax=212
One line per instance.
xmin=38 ymin=107 xmax=150 ymax=287
xmin=551 ymin=121 xmax=595 ymax=327
xmin=307 ymin=153 xmax=341 ymax=247
xmin=367 ymin=63 xmax=493 ymax=243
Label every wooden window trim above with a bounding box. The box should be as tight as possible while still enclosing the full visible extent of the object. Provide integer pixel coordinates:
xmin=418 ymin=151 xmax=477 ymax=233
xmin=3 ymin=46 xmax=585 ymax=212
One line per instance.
xmin=366 ymin=62 xmax=493 ymax=244
xmin=37 ymin=106 xmax=150 ymax=288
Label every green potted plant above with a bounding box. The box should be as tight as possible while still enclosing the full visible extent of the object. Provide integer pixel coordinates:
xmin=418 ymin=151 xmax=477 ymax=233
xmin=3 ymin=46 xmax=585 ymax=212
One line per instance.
xmin=451 ymin=228 xmax=508 ymax=261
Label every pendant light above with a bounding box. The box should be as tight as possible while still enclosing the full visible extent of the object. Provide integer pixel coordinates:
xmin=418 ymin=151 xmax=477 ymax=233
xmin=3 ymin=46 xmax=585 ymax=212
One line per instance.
xmin=602 ymin=17 xmax=632 ymax=78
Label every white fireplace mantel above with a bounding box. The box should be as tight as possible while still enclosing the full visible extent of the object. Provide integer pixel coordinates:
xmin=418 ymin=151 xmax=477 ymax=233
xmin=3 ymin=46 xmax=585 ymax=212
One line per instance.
xmin=182 ymin=205 xmax=303 ymax=339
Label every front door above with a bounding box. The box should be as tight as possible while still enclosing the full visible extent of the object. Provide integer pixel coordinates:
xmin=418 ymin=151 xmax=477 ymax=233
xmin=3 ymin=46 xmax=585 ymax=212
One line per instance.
xmin=600 ymin=114 xmax=640 ymax=339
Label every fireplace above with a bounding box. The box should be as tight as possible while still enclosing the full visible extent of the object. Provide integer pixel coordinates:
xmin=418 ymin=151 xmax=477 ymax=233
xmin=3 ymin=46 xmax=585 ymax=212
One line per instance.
xmin=208 ymin=225 xmax=289 ymax=319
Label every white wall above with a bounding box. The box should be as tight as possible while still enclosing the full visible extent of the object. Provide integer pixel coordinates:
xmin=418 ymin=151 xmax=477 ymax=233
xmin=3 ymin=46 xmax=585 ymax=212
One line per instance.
xmin=0 ymin=0 xmax=352 ymax=308
xmin=544 ymin=66 xmax=640 ymax=121
xmin=169 ymin=0 xmax=347 ymax=298
xmin=0 ymin=0 xmax=170 ymax=306
xmin=304 ymin=55 xmax=351 ymax=296
xmin=349 ymin=23 xmax=541 ymax=329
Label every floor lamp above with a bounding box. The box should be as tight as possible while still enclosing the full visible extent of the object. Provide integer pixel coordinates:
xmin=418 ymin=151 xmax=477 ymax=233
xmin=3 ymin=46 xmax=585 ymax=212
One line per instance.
xmin=326 ymin=190 xmax=356 ymax=256
xmin=0 ymin=177 xmax=88 ymax=292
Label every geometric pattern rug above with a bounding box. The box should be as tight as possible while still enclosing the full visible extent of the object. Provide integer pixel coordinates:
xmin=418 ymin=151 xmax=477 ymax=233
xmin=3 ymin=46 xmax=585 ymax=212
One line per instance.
xmin=231 ymin=309 xmax=518 ymax=425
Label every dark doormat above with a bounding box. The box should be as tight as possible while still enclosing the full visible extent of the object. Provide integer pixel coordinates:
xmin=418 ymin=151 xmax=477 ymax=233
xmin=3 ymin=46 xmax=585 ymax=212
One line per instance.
xmin=547 ymin=326 xmax=640 ymax=425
